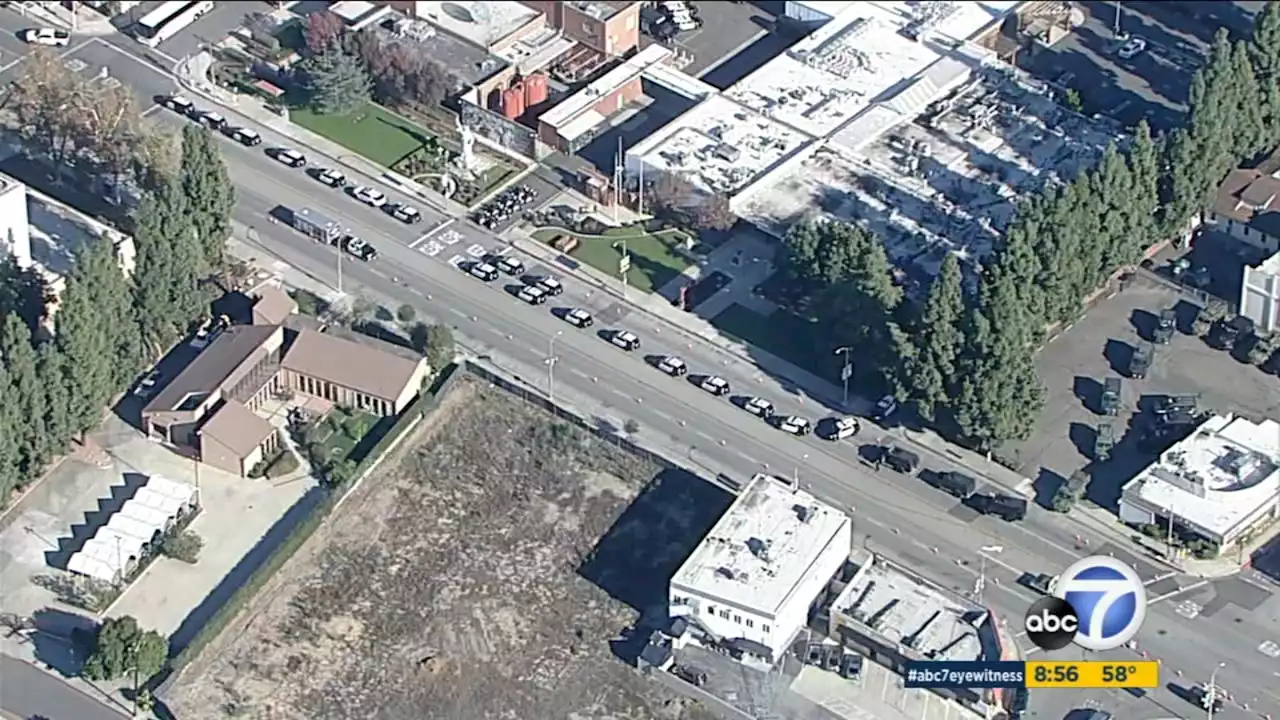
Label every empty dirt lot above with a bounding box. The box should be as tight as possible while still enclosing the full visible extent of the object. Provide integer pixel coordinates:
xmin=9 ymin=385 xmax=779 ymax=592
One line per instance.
xmin=167 ymin=374 xmax=729 ymax=720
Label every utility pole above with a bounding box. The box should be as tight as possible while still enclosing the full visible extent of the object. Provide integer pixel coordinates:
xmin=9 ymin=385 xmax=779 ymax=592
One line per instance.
xmin=546 ymin=330 xmax=562 ymax=403
xmin=336 ymin=246 xmax=343 ymax=294
xmin=834 ymin=346 xmax=853 ymax=408
xmin=1206 ymin=661 xmax=1226 ymax=720
xmin=1114 ymin=1 xmax=1122 ymax=37
xmin=975 ymin=545 xmax=1003 ymax=604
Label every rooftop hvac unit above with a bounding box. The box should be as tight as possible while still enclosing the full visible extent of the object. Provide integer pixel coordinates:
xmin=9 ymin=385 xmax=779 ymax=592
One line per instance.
xmin=717 ymin=567 xmax=738 ymax=580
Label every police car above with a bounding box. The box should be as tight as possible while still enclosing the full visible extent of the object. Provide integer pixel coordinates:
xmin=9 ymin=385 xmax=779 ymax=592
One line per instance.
xmin=743 ymin=397 xmax=774 ymax=418
xmin=353 ymin=186 xmax=387 ymax=208
xmin=314 ymin=167 xmax=346 ymax=188
xmin=272 ymin=148 xmax=306 ymax=168
xmin=778 ymin=415 xmax=812 ymax=436
xmin=657 ymin=356 xmax=687 ymax=376
xmin=497 ymin=255 xmax=524 ymax=275
xmin=229 ymin=127 xmax=261 ymax=147
xmin=517 ymin=285 xmax=548 ymax=305
xmin=164 ymin=95 xmax=195 ymax=115
xmin=198 ymin=111 xmax=228 ymax=131
xmin=698 ymin=376 xmax=730 ymax=396
xmin=467 ymin=262 xmax=499 ymax=281
xmin=22 ymin=27 xmax=71 ymax=46
xmin=390 ymin=204 xmax=422 ymax=224
xmin=563 ymin=308 xmax=594 ymax=328
xmin=824 ymin=416 xmax=860 ymax=441
xmin=535 ymin=277 xmax=564 ymax=296
xmin=609 ymin=330 xmax=640 ymax=351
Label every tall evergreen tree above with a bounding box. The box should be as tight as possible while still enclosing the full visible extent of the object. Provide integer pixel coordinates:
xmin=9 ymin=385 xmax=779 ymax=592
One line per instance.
xmin=1249 ymin=1 xmax=1280 ymax=141
xmin=54 ymin=239 xmax=122 ymax=436
xmin=180 ymin=125 xmax=236 ymax=272
xmin=1125 ymin=121 xmax=1162 ymax=253
xmin=901 ymin=253 xmax=966 ymax=420
xmin=0 ymin=366 xmax=21 ymax=505
xmin=0 ymin=314 xmax=51 ymax=474
xmin=303 ymin=41 xmax=371 ymax=115
xmin=132 ymin=178 xmax=204 ymax=351
xmin=0 ymin=254 xmax=48 ymax=336
xmin=38 ymin=344 xmax=74 ymax=459
xmin=1229 ymin=39 xmax=1267 ymax=160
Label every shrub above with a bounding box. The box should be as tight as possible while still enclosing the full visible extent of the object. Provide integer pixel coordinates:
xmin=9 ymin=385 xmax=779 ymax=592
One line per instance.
xmin=265 ymin=450 xmax=300 ymax=478
xmin=162 ymin=531 xmax=204 ymax=564
xmin=396 ymin=303 xmax=416 ymax=323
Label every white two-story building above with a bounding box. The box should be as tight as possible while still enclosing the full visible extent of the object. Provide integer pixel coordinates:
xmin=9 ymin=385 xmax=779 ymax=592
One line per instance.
xmin=1209 ymin=167 xmax=1280 ymax=333
xmin=668 ymin=475 xmax=851 ymax=663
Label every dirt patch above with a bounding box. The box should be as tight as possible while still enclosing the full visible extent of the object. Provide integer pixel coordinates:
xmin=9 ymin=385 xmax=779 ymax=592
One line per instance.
xmin=166 ymin=375 xmax=722 ymax=720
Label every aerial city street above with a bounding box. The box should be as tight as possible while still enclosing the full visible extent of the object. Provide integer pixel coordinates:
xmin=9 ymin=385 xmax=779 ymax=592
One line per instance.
xmin=0 ymin=1 xmax=1277 ymax=720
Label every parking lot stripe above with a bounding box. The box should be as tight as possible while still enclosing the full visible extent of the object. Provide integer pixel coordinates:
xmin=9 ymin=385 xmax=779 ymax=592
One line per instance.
xmin=409 ymin=217 xmax=455 ymax=249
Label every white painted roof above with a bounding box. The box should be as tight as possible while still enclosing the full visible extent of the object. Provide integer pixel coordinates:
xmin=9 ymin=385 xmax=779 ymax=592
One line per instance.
xmin=66 ymin=553 xmax=117 ymax=583
xmin=132 ymin=487 xmax=186 ymax=517
xmin=415 ymin=0 xmax=538 ymax=48
xmin=106 ymin=512 xmax=163 ymax=542
xmin=146 ymin=475 xmax=198 ymax=504
xmin=1124 ymin=415 xmax=1280 ymax=538
xmin=671 ymin=475 xmax=850 ymax=616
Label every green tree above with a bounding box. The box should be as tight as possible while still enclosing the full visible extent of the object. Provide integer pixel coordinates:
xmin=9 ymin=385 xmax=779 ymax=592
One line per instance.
xmin=0 ymin=367 xmax=20 ymax=505
xmin=161 ymin=531 xmax=203 ymax=563
xmin=179 ymin=125 xmax=236 ymax=272
xmin=424 ymin=323 xmax=455 ymax=370
xmin=0 ymin=254 xmax=48 ymax=336
xmin=902 ymin=254 xmax=966 ymax=420
xmin=1250 ymin=1 xmax=1280 ymax=140
xmin=395 ymin=303 xmax=416 ymax=323
xmin=0 ymin=314 xmax=52 ymax=474
xmin=303 ymin=42 xmax=371 ymax=115
xmin=38 ymin=344 xmax=74 ymax=460
xmin=132 ymin=177 xmax=203 ymax=351
xmin=83 ymin=616 xmax=168 ymax=683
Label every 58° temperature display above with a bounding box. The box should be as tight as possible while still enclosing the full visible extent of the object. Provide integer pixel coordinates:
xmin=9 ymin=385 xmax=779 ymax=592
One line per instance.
xmin=1026 ymin=661 xmax=1160 ymax=688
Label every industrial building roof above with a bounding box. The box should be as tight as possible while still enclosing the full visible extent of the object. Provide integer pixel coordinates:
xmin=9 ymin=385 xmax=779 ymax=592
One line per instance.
xmin=541 ymin=44 xmax=674 ymax=129
xmin=415 ymin=0 xmax=539 ymax=49
xmin=1122 ymin=414 xmax=1280 ymax=540
xmin=670 ymin=475 xmax=850 ymax=617
xmin=830 ymin=554 xmax=995 ymax=662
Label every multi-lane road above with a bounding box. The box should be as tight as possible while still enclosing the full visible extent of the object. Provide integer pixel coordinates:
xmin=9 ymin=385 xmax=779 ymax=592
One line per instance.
xmin=0 ymin=10 xmax=1276 ymax=720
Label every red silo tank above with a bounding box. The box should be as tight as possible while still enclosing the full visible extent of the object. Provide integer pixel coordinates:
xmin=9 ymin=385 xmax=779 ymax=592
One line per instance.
xmin=524 ymin=73 xmax=549 ymax=107
xmin=501 ymin=87 xmax=524 ymax=119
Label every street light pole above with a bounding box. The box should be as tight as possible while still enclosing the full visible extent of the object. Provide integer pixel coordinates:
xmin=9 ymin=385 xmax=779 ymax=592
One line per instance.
xmin=793 ymin=453 xmax=808 ymax=488
xmin=975 ymin=545 xmax=1003 ymax=603
xmin=1114 ymin=1 xmax=1122 ymax=36
xmin=1207 ymin=661 xmax=1226 ymax=720
xmin=546 ymin=331 xmax=562 ymax=403
xmin=834 ymin=346 xmax=853 ymax=408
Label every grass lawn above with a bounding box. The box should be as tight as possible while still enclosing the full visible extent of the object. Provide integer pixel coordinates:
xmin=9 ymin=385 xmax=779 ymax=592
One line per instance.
xmin=711 ymin=303 xmax=834 ymax=377
xmin=531 ymin=227 xmax=693 ymax=293
xmin=291 ymin=102 xmax=437 ymax=169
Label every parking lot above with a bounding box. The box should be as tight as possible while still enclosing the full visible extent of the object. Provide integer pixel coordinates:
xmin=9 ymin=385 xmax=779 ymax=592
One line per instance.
xmin=1018 ymin=1 xmax=1262 ymax=132
xmin=643 ymin=1 xmax=774 ymax=78
xmin=0 ymin=36 xmax=177 ymax=113
xmin=1014 ymin=275 xmax=1280 ymax=509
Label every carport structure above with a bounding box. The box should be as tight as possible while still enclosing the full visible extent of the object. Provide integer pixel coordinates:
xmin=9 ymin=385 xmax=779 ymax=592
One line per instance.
xmin=65 ymin=476 xmax=199 ymax=584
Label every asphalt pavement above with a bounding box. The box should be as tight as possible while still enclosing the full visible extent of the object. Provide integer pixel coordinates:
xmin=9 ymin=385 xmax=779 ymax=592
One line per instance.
xmin=0 ymin=12 xmax=1274 ymax=720
xmin=0 ymin=655 xmax=129 ymax=720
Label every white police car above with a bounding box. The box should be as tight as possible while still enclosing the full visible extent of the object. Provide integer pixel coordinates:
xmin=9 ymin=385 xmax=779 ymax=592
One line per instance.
xmin=164 ymin=95 xmax=195 ymax=115
xmin=699 ymin=376 xmax=730 ymax=396
xmin=657 ymin=356 xmax=687 ymax=376
xmin=315 ymin=168 xmax=346 ymax=188
xmin=229 ymin=128 xmax=261 ymax=147
xmin=198 ymin=111 xmax=228 ymax=130
xmin=778 ymin=415 xmax=812 ymax=435
xmin=609 ymin=330 xmax=640 ymax=351
xmin=536 ymin=277 xmax=564 ymax=296
xmin=517 ymin=285 xmax=548 ymax=305
xmin=23 ymin=28 xmax=70 ymax=47
xmin=353 ymin=186 xmax=387 ymax=207
xmin=743 ymin=397 xmax=774 ymax=418
xmin=825 ymin=416 xmax=860 ymax=441
xmin=497 ymin=255 xmax=524 ymax=276
xmin=563 ymin=308 xmax=593 ymax=328
xmin=272 ymin=148 xmax=306 ymax=167
xmin=467 ymin=262 xmax=499 ymax=281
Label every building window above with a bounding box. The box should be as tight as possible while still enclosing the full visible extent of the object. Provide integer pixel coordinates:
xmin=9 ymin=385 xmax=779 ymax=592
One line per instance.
xmin=719 ymin=609 xmax=729 ymax=619
xmin=762 ymin=624 xmax=770 ymax=634
xmin=745 ymin=618 xmax=754 ymax=628
xmin=733 ymin=614 xmax=742 ymax=624
xmin=706 ymin=605 xmax=715 ymax=615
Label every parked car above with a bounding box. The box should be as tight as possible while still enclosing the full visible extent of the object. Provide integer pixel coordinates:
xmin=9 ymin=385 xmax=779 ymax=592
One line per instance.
xmin=133 ymin=370 xmax=160 ymax=398
xmin=743 ymin=397 xmax=774 ymax=418
xmin=389 ymin=203 xmax=422 ymax=223
xmin=163 ymin=95 xmax=195 ymax=115
xmin=777 ymin=415 xmax=812 ymax=435
xmin=352 ymin=186 xmax=387 ymax=207
xmin=496 ymin=255 xmax=525 ymax=276
xmin=229 ymin=127 xmax=261 ymax=147
xmin=657 ymin=356 xmax=687 ymax=376
xmin=609 ymin=330 xmax=640 ymax=351
xmin=1117 ymin=36 xmax=1147 ymax=59
xmin=562 ymin=308 xmax=594 ymax=328
xmin=313 ymin=167 xmax=346 ymax=188
xmin=271 ymin=148 xmax=306 ymax=168
xmin=466 ymin=262 xmax=499 ymax=281
xmin=197 ymin=111 xmax=228 ymax=130
xmin=534 ymin=277 xmax=563 ymax=296
xmin=517 ymin=285 xmax=548 ymax=305
xmin=698 ymin=375 xmax=730 ymax=396
xmin=22 ymin=27 xmax=70 ymax=47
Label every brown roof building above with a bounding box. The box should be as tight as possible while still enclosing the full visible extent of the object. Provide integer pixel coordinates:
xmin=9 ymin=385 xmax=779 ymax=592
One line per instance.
xmin=1209 ymin=168 xmax=1280 ymax=255
xmin=141 ymin=293 xmax=431 ymax=477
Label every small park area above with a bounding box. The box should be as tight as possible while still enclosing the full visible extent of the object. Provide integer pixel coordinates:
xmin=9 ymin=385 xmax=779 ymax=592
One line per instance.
xmin=303 ymin=406 xmax=383 ymax=470
xmin=531 ymin=226 xmax=694 ymax=294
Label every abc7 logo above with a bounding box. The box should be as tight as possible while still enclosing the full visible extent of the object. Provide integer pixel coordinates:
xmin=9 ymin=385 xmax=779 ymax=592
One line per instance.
xmin=1024 ymin=597 xmax=1083 ymax=650
xmin=1023 ymin=556 xmax=1146 ymax=651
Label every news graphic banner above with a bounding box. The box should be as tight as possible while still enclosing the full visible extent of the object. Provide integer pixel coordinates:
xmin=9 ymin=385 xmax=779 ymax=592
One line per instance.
xmin=902 ymin=660 xmax=1161 ymax=689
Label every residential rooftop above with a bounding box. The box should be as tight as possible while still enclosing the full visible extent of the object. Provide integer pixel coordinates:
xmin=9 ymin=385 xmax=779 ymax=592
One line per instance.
xmin=626 ymin=93 xmax=811 ymax=197
xmin=830 ymin=554 xmax=996 ymax=662
xmin=1121 ymin=414 xmax=1280 ymax=542
xmin=723 ymin=1 xmax=1017 ymax=139
xmin=282 ymin=328 xmax=427 ymax=403
xmin=1213 ymin=168 xmax=1280 ymax=239
xmin=670 ymin=476 xmax=851 ymax=616
xmin=735 ymin=65 xmax=1121 ymax=290
xmin=415 ymin=0 xmax=540 ymax=49
xmin=143 ymin=325 xmax=281 ymax=416
xmin=564 ymin=0 xmax=632 ymax=22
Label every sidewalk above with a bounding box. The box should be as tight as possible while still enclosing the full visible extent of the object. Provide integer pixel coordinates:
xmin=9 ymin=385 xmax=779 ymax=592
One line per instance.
xmin=16 ymin=3 xmax=117 ymax=35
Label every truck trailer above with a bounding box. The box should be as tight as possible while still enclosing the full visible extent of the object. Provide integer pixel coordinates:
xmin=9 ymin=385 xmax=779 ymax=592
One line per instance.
xmin=291 ymin=207 xmax=341 ymax=244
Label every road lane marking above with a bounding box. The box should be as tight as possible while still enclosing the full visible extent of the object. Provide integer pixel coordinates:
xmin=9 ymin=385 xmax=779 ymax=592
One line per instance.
xmin=409 ymin=218 xmax=455 ymax=249
xmin=420 ymin=241 xmax=445 ymax=257
xmin=466 ymin=243 xmax=486 ymax=258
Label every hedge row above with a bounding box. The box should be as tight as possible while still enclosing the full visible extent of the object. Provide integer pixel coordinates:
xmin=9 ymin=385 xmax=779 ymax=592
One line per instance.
xmin=168 ymin=364 xmax=460 ymax=672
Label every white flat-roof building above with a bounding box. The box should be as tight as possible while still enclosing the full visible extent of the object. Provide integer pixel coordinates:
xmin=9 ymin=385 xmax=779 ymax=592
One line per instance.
xmin=669 ymin=475 xmax=852 ymax=662
xmin=0 ymin=174 xmax=32 ymax=269
xmin=1120 ymin=414 xmax=1280 ymax=550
